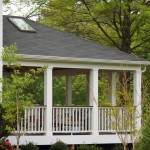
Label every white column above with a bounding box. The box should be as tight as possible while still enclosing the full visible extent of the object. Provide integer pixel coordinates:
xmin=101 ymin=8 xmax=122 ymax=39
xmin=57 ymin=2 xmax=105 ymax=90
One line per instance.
xmin=66 ymin=75 xmax=72 ymax=106
xmin=89 ymin=68 xmax=99 ymax=135
xmin=133 ymin=69 xmax=142 ymax=130
xmin=109 ymin=72 xmax=116 ymax=106
xmin=0 ymin=1 xmax=3 ymax=102
xmin=44 ymin=66 xmax=53 ymax=135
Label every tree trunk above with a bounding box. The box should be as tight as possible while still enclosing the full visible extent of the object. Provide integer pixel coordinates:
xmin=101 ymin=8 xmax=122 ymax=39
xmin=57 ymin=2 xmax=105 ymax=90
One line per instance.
xmin=16 ymin=93 xmax=20 ymax=150
xmin=124 ymin=145 xmax=127 ymax=150
xmin=16 ymin=135 xmax=19 ymax=150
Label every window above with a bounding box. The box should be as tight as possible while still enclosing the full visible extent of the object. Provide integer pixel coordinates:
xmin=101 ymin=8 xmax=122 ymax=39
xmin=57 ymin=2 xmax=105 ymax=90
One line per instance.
xmin=8 ymin=17 xmax=36 ymax=32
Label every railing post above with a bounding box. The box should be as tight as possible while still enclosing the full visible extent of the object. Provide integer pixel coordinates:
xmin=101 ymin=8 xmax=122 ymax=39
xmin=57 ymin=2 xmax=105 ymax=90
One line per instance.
xmin=0 ymin=3 xmax=3 ymax=103
xmin=134 ymin=69 xmax=142 ymax=130
xmin=44 ymin=66 xmax=53 ymax=135
xmin=89 ymin=68 xmax=99 ymax=135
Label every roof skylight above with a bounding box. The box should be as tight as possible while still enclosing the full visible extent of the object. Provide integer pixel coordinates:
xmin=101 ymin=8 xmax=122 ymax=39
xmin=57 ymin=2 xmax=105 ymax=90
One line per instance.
xmin=8 ymin=17 xmax=36 ymax=32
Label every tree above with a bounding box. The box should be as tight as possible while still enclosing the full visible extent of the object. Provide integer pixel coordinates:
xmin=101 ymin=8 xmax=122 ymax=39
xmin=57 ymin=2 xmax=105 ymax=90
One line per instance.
xmin=40 ymin=0 xmax=150 ymax=54
xmin=1 ymin=44 xmax=45 ymax=150
xmin=40 ymin=0 xmax=150 ymax=96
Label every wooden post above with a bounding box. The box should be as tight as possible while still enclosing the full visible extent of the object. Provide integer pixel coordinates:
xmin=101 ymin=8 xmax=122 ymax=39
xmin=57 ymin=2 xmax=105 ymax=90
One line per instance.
xmin=134 ymin=69 xmax=142 ymax=130
xmin=89 ymin=68 xmax=99 ymax=135
xmin=44 ymin=66 xmax=53 ymax=135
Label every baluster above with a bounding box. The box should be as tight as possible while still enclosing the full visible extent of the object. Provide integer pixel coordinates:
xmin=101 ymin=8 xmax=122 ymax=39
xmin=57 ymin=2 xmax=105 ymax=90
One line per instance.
xmin=79 ymin=108 xmax=81 ymax=131
xmin=24 ymin=108 xmax=27 ymax=132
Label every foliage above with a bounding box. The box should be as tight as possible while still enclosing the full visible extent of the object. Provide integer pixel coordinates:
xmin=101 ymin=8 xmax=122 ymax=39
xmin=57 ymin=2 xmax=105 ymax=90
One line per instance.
xmin=98 ymin=100 xmax=112 ymax=107
xmin=139 ymin=120 xmax=150 ymax=150
xmin=21 ymin=142 xmax=39 ymax=150
xmin=40 ymin=0 xmax=150 ymax=54
xmin=139 ymin=97 xmax=150 ymax=150
xmin=53 ymin=76 xmax=66 ymax=105
xmin=98 ymin=72 xmax=109 ymax=102
xmin=113 ymin=144 xmax=124 ymax=150
xmin=77 ymin=144 xmax=103 ymax=150
xmin=25 ymin=75 xmax=44 ymax=105
xmin=0 ymin=104 xmax=10 ymax=139
xmin=0 ymin=138 xmax=6 ymax=150
xmin=72 ymin=75 xmax=87 ymax=105
xmin=2 ymin=44 xmax=22 ymax=67
xmin=1 ymin=45 xmax=45 ymax=150
xmin=50 ymin=141 xmax=69 ymax=150
xmin=2 ymin=68 xmax=44 ymax=128
xmin=0 ymin=145 xmax=5 ymax=150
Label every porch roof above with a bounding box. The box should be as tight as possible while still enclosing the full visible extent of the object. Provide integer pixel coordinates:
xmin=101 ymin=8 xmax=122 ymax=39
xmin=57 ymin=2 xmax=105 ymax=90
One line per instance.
xmin=3 ymin=15 xmax=150 ymax=65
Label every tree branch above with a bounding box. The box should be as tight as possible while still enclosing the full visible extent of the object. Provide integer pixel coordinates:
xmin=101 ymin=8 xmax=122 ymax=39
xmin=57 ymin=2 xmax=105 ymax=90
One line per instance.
xmin=82 ymin=0 xmax=121 ymax=49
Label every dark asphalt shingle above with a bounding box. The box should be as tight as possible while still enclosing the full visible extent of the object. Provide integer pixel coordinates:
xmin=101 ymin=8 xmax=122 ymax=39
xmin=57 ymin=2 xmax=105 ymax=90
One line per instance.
xmin=3 ymin=15 xmax=146 ymax=62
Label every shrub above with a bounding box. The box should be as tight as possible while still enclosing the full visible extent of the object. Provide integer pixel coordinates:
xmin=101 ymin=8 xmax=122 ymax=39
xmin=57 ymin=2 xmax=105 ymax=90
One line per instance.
xmin=77 ymin=144 xmax=103 ymax=150
xmin=21 ymin=142 xmax=39 ymax=150
xmin=0 ymin=145 xmax=5 ymax=150
xmin=139 ymin=119 xmax=150 ymax=150
xmin=113 ymin=144 xmax=124 ymax=150
xmin=0 ymin=104 xmax=10 ymax=139
xmin=50 ymin=141 xmax=69 ymax=150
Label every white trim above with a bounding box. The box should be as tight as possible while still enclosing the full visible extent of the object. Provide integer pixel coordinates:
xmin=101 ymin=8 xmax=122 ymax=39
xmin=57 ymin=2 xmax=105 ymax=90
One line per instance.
xmin=8 ymin=134 xmax=131 ymax=145
xmin=20 ymin=54 xmax=150 ymax=65
xmin=9 ymin=60 xmax=143 ymax=71
xmin=89 ymin=68 xmax=99 ymax=135
xmin=134 ymin=69 xmax=142 ymax=130
xmin=44 ymin=66 xmax=53 ymax=135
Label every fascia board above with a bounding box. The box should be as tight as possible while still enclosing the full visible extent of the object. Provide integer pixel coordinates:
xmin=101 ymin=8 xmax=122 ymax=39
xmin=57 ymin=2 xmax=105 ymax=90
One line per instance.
xmin=17 ymin=54 xmax=150 ymax=66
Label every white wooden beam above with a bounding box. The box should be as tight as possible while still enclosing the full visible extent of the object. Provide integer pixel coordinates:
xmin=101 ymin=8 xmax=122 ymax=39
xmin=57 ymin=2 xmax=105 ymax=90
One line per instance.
xmin=89 ymin=68 xmax=99 ymax=135
xmin=44 ymin=66 xmax=53 ymax=135
xmin=0 ymin=1 xmax=3 ymax=102
xmin=133 ymin=69 xmax=142 ymax=130
xmin=18 ymin=60 xmax=140 ymax=71
xmin=53 ymin=68 xmax=89 ymax=76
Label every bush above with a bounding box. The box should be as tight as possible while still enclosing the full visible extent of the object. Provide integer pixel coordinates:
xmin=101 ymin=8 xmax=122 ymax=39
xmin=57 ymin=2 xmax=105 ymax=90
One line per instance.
xmin=113 ymin=144 xmax=124 ymax=150
xmin=77 ymin=144 xmax=103 ymax=150
xmin=50 ymin=141 xmax=69 ymax=150
xmin=0 ymin=104 xmax=10 ymax=139
xmin=139 ymin=119 xmax=150 ymax=150
xmin=0 ymin=145 xmax=5 ymax=150
xmin=21 ymin=142 xmax=39 ymax=150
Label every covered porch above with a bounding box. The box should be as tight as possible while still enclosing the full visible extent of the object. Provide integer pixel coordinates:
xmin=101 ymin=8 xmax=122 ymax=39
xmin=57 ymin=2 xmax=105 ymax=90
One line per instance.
xmin=16 ymin=64 xmax=142 ymax=137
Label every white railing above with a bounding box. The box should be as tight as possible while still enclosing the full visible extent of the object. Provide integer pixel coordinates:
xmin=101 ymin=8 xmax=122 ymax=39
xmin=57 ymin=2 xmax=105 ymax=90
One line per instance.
xmin=20 ymin=106 xmax=46 ymax=133
xmin=18 ymin=106 xmax=133 ymax=134
xmin=98 ymin=107 xmax=132 ymax=132
xmin=52 ymin=107 xmax=92 ymax=133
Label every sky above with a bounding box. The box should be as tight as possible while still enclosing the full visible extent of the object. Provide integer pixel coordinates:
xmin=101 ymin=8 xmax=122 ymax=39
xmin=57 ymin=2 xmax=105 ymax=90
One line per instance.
xmin=3 ymin=1 xmax=37 ymax=20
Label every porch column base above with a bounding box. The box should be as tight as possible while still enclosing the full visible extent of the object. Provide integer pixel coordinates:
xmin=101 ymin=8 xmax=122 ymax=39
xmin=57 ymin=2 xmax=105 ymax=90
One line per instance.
xmin=45 ymin=132 xmax=52 ymax=136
